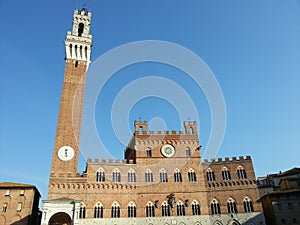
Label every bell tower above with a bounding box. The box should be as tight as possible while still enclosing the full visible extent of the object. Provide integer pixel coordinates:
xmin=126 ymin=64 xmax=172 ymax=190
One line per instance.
xmin=50 ymin=8 xmax=92 ymax=179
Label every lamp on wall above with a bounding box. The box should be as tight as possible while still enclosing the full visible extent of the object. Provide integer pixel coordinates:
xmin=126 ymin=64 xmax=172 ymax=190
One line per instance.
xmin=185 ymin=199 xmax=190 ymax=207
xmin=154 ymin=200 xmax=159 ymax=208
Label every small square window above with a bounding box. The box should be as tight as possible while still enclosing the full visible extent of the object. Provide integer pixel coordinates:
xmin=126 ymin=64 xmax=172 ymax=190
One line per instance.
xmin=5 ymin=190 xmax=10 ymax=196
xmin=20 ymin=190 xmax=25 ymax=196
xmin=17 ymin=203 xmax=22 ymax=212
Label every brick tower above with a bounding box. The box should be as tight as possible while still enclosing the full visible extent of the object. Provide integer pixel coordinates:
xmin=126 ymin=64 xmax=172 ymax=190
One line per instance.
xmin=49 ymin=8 xmax=92 ymax=183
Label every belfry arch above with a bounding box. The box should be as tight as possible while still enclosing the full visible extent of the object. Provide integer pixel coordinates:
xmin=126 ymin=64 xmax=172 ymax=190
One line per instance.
xmin=48 ymin=212 xmax=71 ymax=225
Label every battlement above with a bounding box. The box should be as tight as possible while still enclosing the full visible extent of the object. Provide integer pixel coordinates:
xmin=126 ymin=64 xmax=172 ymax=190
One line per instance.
xmin=203 ymin=156 xmax=251 ymax=164
xmin=74 ymin=8 xmax=91 ymax=17
xmin=134 ymin=120 xmax=198 ymax=135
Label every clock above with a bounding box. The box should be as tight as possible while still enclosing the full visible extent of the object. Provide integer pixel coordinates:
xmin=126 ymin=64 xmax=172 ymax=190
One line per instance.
xmin=161 ymin=144 xmax=176 ymax=158
xmin=58 ymin=146 xmax=75 ymax=161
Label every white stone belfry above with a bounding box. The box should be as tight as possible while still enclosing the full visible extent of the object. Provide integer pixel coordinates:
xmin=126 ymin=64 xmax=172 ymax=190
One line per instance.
xmin=65 ymin=8 xmax=92 ymax=68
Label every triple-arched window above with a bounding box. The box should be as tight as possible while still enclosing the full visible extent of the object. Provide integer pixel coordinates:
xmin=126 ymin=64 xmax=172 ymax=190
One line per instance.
xmin=188 ymin=168 xmax=197 ymax=182
xmin=243 ymin=197 xmax=254 ymax=212
xmin=96 ymin=168 xmax=105 ymax=182
xmin=112 ymin=168 xmax=121 ymax=183
xmin=145 ymin=169 xmax=153 ymax=183
xmin=211 ymin=199 xmax=220 ymax=215
xmin=111 ymin=202 xmax=120 ymax=218
xmin=174 ymin=168 xmax=182 ymax=182
xmin=160 ymin=169 xmax=168 ymax=183
xmin=206 ymin=168 xmax=215 ymax=181
xmin=128 ymin=202 xmax=136 ymax=217
xmin=79 ymin=204 xmax=86 ymax=218
xmin=128 ymin=169 xmax=136 ymax=183
xmin=162 ymin=201 xmax=171 ymax=216
xmin=176 ymin=201 xmax=185 ymax=216
xmin=222 ymin=167 xmax=231 ymax=180
xmin=237 ymin=166 xmax=247 ymax=179
xmin=191 ymin=200 xmax=201 ymax=215
xmin=146 ymin=201 xmax=155 ymax=217
xmin=227 ymin=198 xmax=237 ymax=214
xmin=94 ymin=202 xmax=103 ymax=218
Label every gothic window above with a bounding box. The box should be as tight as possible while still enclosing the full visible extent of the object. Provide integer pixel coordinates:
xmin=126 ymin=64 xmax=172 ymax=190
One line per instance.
xmin=79 ymin=204 xmax=86 ymax=218
xmin=176 ymin=201 xmax=185 ymax=216
xmin=128 ymin=169 xmax=136 ymax=183
xmin=211 ymin=199 xmax=220 ymax=215
xmin=145 ymin=169 xmax=153 ymax=183
xmin=188 ymin=168 xmax=197 ymax=182
xmin=222 ymin=167 xmax=231 ymax=180
xmin=112 ymin=168 xmax=121 ymax=183
xmin=162 ymin=201 xmax=170 ymax=217
xmin=69 ymin=44 xmax=73 ymax=57
xmin=206 ymin=168 xmax=216 ymax=181
xmin=96 ymin=168 xmax=105 ymax=182
xmin=78 ymin=23 xmax=84 ymax=37
xmin=186 ymin=147 xmax=191 ymax=157
xmin=146 ymin=148 xmax=152 ymax=157
xmin=243 ymin=197 xmax=254 ymax=213
xmin=128 ymin=202 xmax=136 ymax=217
xmin=94 ymin=202 xmax=103 ymax=218
xmin=174 ymin=168 xmax=182 ymax=182
xmin=2 ymin=203 xmax=7 ymax=212
xmin=160 ymin=169 xmax=168 ymax=182
xmin=237 ymin=166 xmax=247 ymax=179
xmin=227 ymin=198 xmax=237 ymax=214
xmin=111 ymin=202 xmax=120 ymax=218
xmin=146 ymin=202 xmax=155 ymax=217
xmin=192 ymin=200 xmax=201 ymax=215
xmin=5 ymin=190 xmax=10 ymax=196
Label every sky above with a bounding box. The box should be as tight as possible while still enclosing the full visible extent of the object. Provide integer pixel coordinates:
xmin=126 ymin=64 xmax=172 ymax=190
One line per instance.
xmin=0 ymin=0 xmax=299 ymax=200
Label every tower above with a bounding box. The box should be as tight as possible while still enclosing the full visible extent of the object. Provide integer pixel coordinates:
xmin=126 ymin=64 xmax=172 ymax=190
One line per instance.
xmin=49 ymin=8 xmax=92 ymax=180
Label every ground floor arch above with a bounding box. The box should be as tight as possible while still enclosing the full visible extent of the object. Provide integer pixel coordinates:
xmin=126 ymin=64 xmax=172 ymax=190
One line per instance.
xmin=48 ymin=212 xmax=71 ymax=225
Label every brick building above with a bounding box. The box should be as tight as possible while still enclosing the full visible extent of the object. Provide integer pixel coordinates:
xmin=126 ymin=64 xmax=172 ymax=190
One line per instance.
xmin=41 ymin=8 xmax=265 ymax=225
xmin=0 ymin=182 xmax=41 ymax=225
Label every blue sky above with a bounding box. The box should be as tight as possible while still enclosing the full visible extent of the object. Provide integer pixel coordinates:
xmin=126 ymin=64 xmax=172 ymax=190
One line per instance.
xmin=0 ymin=0 xmax=299 ymax=199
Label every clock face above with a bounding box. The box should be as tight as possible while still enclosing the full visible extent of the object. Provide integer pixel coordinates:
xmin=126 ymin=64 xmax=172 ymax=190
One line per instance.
xmin=58 ymin=146 xmax=75 ymax=161
xmin=161 ymin=144 xmax=176 ymax=158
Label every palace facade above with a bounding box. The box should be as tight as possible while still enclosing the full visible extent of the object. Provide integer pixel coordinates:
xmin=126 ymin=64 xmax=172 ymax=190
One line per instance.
xmin=41 ymin=8 xmax=265 ymax=225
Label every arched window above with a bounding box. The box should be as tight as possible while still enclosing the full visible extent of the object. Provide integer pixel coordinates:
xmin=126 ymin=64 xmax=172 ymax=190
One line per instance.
xmin=146 ymin=147 xmax=152 ymax=157
xmin=206 ymin=168 xmax=215 ymax=181
xmin=243 ymin=197 xmax=254 ymax=213
xmin=192 ymin=200 xmax=201 ymax=215
xmin=146 ymin=202 xmax=155 ymax=217
xmin=78 ymin=23 xmax=84 ymax=37
xmin=128 ymin=169 xmax=136 ymax=183
xmin=128 ymin=202 xmax=136 ymax=217
xmin=160 ymin=169 xmax=168 ymax=183
xmin=79 ymin=204 xmax=86 ymax=218
xmin=162 ymin=201 xmax=170 ymax=217
xmin=145 ymin=169 xmax=153 ymax=183
xmin=222 ymin=167 xmax=231 ymax=180
xmin=210 ymin=199 xmax=220 ymax=215
xmin=227 ymin=198 xmax=237 ymax=214
xmin=112 ymin=168 xmax=121 ymax=182
xmin=111 ymin=202 xmax=120 ymax=218
xmin=94 ymin=202 xmax=103 ymax=218
xmin=96 ymin=168 xmax=105 ymax=182
xmin=188 ymin=168 xmax=197 ymax=182
xmin=237 ymin=166 xmax=247 ymax=180
xmin=174 ymin=168 xmax=182 ymax=182
xmin=176 ymin=201 xmax=185 ymax=216
xmin=185 ymin=147 xmax=191 ymax=157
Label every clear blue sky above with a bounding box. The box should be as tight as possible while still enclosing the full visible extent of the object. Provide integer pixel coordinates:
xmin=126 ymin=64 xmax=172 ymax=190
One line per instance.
xmin=0 ymin=0 xmax=299 ymax=200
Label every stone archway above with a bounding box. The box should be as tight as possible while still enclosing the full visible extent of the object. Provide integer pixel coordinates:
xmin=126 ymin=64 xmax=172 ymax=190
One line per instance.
xmin=48 ymin=212 xmax=71 ymax=225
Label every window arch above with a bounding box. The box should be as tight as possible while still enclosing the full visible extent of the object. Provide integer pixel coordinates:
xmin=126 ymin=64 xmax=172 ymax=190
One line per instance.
xmin=210 ymin=199 xmax=220 ymax=215
xmin=146 ymin=201 xmax=155 ymax=217
xmin=243 ymin=197 xmax=254 ymax=212
xmin=146 ymin=147 xmax=152 ymax=157
xmin=111 ymin=202 xmax=120 ymax=218
xmin=78 ymin=23 xmax=84 ymax=37
xmin=162 ymin=201 xmax=170 ymax=216
xmin=185 ymin=147 xmax=191 ymax=156
xmin=176 ymin=201 xmax=185 ymax=216
xmin=128 ymin=169 xmax=136 ymax=183
xmin=206 ymin=168 xmax=215 ymax=181
xmin=145 ymin=169 xmax=153 ymax=183
xmin=94 ymin=202 xmax=103 ymax=218
xmin=128 ymin=202 xmax=136 ymax=217
xmin=192 ymin=200 xmax=201 ymax=215
xmin=96 ymin=168 xmax=105 ymax=182
xmin=112 ymin=168 xmax=121 ymax=182
xmin=222 ymin=167 xmax=231 ymax=180
xmin=160 ymin=168 xmax=168 ymax=183
xmin=174 ymin=168 xmax=182 ymax=182
xmin=188 ymin=168 xmax=197 ymax=182
xmin=227 ymin=198 xmax=237 ymax=214
xmin=79 ymin=203 xmax=86 ymax=218
xmin=237 ymin=166 xmax=247 ymax=179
